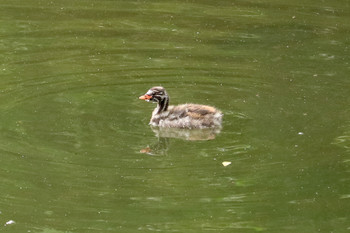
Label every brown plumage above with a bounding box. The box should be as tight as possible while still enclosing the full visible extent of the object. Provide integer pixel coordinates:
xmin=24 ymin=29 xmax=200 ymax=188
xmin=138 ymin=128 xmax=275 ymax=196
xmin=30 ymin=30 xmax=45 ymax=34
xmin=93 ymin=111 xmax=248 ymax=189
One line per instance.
xmin=139 ymin=86 xmax=223 ymax=129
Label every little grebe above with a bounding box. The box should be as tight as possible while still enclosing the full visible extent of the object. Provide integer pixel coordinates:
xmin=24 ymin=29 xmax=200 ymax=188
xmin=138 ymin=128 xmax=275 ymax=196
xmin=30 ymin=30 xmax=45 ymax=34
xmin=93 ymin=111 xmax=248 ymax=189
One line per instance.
xmin=139 ymin=86 xmax=223 ymax=129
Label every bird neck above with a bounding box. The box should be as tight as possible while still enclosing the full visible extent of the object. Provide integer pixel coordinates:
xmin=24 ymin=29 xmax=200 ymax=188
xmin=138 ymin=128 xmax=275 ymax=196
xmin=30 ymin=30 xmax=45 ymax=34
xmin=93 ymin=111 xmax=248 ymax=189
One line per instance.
xmin=156 ymin=96 xmax=169 ymax=114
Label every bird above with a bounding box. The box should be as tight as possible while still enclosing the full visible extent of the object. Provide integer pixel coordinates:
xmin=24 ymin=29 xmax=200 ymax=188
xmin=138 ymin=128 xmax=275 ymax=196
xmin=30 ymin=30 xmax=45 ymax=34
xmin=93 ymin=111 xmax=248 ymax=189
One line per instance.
xmin=139 ymin=86 xmax=223 ymax=129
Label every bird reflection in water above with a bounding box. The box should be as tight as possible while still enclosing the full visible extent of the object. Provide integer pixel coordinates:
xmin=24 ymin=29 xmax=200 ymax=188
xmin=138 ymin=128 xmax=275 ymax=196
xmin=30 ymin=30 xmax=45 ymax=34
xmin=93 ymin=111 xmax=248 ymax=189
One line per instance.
xmin=140 ymin=126 xmax=221 ymax=155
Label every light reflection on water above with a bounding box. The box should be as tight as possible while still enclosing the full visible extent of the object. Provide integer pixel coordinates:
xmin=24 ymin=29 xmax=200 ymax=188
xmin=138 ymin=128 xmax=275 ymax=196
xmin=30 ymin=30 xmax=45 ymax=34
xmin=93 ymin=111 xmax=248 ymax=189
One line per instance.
xmin=0 ymin=0 xmax=349 ymax=232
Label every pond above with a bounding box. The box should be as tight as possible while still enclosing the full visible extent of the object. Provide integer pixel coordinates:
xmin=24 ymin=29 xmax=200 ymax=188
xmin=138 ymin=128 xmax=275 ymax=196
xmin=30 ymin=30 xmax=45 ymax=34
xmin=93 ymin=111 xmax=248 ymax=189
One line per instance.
xmin=0 ymin=0 xmax=349 ymax=232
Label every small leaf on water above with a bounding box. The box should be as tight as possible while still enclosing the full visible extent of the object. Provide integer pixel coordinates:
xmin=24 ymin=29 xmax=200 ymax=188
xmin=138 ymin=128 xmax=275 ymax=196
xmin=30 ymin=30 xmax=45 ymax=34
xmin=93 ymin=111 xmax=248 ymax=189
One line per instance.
xmin=222 ymin=161 xmax=231 ymax=167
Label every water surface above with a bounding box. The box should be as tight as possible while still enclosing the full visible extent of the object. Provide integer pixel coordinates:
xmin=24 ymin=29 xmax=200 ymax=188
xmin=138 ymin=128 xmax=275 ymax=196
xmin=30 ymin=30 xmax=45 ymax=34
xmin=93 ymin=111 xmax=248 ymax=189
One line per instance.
xmin=0 ymin=0 xmax=349 ymax=232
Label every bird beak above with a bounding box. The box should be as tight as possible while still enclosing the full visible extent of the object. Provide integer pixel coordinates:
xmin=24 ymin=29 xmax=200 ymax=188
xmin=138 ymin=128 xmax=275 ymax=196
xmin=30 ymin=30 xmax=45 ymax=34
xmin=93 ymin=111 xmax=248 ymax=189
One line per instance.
xmin=139 ymin=94 xmax=152 ymax=101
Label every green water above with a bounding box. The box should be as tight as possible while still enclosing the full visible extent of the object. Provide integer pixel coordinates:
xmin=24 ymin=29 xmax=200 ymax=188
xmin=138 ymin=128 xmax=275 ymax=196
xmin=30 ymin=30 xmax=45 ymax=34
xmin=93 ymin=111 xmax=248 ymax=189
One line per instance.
xmin=0 ymin=0 xmax=349 ymax=232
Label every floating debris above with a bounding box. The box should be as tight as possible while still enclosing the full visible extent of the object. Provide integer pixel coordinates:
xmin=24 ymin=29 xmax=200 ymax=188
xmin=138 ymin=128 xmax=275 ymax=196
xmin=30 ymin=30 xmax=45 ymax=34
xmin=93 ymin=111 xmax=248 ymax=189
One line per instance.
xmin=4 ymin=220 xmax=15 ymax=226
xmin=222 ymin=161 xmax=232 ymax=167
